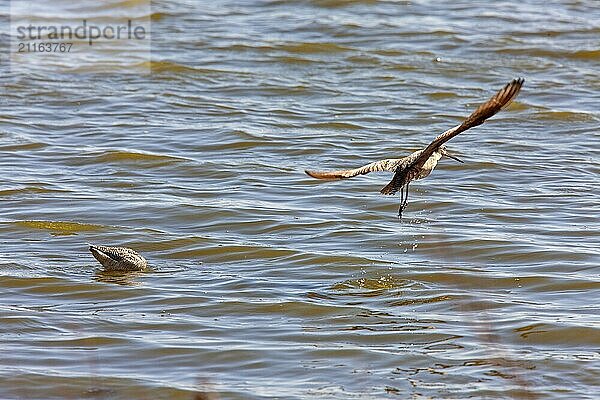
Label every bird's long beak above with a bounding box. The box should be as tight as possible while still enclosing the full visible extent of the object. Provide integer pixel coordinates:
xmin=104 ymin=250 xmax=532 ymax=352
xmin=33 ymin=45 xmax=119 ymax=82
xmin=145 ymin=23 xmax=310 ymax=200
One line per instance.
xmin=444 ymin=151 xmax=464 ymax=163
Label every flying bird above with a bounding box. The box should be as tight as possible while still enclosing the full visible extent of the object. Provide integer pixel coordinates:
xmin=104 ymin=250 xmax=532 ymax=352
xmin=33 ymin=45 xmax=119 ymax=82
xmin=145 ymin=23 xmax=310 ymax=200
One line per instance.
xmin=305 ymin=78 xmax=524 ymax=217
xmin=88 ymin=244 xmax=148 ymax=271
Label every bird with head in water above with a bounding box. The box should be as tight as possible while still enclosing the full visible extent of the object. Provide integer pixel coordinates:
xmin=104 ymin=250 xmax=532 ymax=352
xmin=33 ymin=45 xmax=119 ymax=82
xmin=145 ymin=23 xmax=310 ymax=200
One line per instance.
xmin=89 ymin=244 xmax=147 ymax=271
xmin=305 ymin=78 xmax=524 ymax=217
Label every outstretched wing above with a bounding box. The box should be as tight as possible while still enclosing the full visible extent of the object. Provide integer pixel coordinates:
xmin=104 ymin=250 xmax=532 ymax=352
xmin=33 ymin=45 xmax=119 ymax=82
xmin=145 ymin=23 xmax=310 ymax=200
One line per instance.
xmin=305 ymin=157 xmax=409 ymax=180
xmin=380 ymin=78 xmax=524 ymax=195
xmin=421 ymin=78 xmax=524 ymax=156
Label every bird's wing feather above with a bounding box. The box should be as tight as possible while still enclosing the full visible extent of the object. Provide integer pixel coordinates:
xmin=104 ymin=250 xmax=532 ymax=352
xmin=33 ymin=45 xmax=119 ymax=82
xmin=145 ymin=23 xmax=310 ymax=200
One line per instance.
xmin=380 ymin=78 xmax=524 ymax=195
xmin=421 ymin=78 xmax=524 ymax=157
xmin=90 ymin=245 xmax=125 ymax=262
xmin=305 ymin=158 xmax=405 ymax=180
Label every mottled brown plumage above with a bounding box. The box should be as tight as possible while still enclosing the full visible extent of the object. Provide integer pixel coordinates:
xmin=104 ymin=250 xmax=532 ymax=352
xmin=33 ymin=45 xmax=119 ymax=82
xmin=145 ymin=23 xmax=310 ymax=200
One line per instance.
xmin=89 ymin=244 xmax=148 ymax=271
xmin=306 ymin=78 xmax=524 ymax=216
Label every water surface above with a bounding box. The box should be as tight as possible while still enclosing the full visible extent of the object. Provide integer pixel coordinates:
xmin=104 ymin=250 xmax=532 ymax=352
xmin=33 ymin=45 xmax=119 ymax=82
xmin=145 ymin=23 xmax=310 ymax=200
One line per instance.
xmin=0 ymin=0 xmax=599 ymax=399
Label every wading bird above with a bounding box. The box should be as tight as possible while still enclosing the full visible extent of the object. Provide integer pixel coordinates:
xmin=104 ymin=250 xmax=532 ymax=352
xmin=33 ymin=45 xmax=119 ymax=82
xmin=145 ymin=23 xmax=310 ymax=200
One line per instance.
xmin=89 ymin=244 xmax=147 ymax=271
xmin=305 ymin=78 xmax=524 ymax=217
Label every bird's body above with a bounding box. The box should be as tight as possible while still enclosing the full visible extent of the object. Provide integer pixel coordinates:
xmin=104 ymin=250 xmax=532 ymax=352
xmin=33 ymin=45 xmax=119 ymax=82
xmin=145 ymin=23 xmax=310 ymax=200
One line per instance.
xmin=411 ymin=150 xmax=443 ymax=180
xmin=88 ymin=244 xmax=147 ymax=271
xmin=305 ymin=78 xmax=524 ymax=216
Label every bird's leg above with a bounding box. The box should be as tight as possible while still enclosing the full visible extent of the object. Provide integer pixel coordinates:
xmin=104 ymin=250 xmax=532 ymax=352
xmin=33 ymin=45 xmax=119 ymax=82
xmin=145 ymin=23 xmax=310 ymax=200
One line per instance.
xmin=398 ymin=184 xmax=405 ymax=218
xmin=398 ymin=184 xmax=409 ymax=217
xmin=398 ymin=184 xmax=410 ymax=218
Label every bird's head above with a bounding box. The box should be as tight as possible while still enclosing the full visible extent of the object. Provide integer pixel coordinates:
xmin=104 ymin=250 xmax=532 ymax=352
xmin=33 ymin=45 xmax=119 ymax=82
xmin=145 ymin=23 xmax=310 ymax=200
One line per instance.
xmin=439 ymin=145 xmax=463 ymax=163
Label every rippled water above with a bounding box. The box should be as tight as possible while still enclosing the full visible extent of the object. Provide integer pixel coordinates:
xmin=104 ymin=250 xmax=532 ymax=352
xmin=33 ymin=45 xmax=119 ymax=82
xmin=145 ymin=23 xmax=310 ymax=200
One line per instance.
xmin=1 ymin=0 xmax=599 ymax=399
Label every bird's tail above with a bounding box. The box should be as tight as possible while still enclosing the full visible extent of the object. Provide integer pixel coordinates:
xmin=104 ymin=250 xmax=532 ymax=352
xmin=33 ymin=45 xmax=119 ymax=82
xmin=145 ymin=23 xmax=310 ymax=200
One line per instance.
xmin=380 ymin=181 xmax=397 ymax=195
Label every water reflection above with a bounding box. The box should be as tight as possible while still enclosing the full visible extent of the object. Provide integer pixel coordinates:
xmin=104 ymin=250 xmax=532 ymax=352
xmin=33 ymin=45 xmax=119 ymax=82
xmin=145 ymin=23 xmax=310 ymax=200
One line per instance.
xmin=92 ymin=269 xmax=145 ymax=286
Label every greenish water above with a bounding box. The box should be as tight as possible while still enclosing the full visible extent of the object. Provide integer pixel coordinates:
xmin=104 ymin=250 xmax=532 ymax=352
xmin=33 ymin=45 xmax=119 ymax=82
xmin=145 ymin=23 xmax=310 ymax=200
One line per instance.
xmin=1 ymin=0 xmax=599 ymax=399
